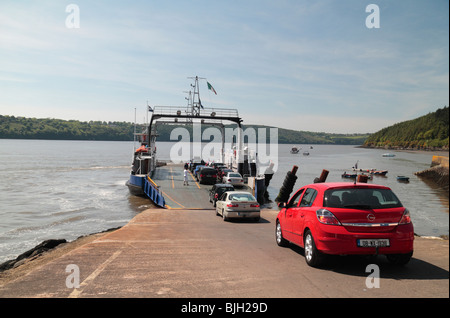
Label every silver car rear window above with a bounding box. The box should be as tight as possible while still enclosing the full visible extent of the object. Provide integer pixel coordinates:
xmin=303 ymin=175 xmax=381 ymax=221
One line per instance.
xmin=229 ymin=194 xmax=255 ymax=201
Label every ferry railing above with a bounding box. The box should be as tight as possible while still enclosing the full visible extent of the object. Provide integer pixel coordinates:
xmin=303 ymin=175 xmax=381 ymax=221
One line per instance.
xmin=152 ymin=106 xmax=240 ymax=119
xmin=150 ymin=106 xmax=243 ymax=129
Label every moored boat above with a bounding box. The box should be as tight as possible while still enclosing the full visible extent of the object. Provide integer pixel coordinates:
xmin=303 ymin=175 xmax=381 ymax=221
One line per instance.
xmin=342 ymin=172 xmax=357 ymax=178
xmin=371 ymin=170 xmax=388 ymax=176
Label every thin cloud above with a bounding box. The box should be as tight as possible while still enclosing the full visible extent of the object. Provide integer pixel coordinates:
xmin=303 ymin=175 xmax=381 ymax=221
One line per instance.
xmin=0 ymin=1 xmax=448 ymax=132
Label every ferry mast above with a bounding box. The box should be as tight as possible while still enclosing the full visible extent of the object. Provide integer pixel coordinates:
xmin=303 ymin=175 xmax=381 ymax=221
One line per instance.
xmin=148 ymin=76 xmax=245 ymax=174
xmin=187 ymin=76 xmax=205 ymax=117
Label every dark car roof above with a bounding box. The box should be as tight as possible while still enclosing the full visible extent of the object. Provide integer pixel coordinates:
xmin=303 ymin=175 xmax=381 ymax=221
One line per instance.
xmin=200 ymin=167 xmax=216 ymax=171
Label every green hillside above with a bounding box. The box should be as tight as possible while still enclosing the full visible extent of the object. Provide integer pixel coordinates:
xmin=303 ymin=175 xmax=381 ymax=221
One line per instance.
xmin=0 ymin=116 xmax=134 ymax=141
xmin=155 ymin=124 xmax=369 ymax=145
xmin=0 ymin=115 xmax=369 ymax=145
xmin=363 ymin=106 xmax=449 ymax=150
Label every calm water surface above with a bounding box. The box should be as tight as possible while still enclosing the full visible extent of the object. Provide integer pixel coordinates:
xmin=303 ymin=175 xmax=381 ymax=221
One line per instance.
xmin=0 ymin=139 xmax=448 ymax=263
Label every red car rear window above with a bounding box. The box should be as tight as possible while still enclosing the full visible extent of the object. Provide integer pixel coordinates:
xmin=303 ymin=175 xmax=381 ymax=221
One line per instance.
xmin=323 ymin=188 xmax=403 ymax=209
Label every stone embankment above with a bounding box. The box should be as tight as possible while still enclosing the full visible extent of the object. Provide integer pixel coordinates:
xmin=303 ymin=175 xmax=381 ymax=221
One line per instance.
xmin=0 ymin=227 xmax=120 ymax=273
xmin=0 ymin=239 xmax=67 ymax=272
xmin=415 ymin=155 xmax=449 ymax=188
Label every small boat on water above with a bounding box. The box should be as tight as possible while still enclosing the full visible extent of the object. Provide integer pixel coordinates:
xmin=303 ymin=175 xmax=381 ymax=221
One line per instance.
xmin=371 ymin=170 xmax=388 ymax=176
xmin=290 ymin=146 xmax=300 ymax=154
xmin=352 ymin=167 xmax=388 ymax=176
xmin=397 ymin=176 xmax=410 ymax=182
xmin=342 ymin=172 xmax=357 ymax=178
xmin=341 ymin=172 xmax=373 ymax=180
xmin=353 ymin=168 xmax=374 ymax=172
xmin=303 ymin=151 xmax=310 ymax=156
xmin=382 ymin=153 xmax=396 ymax=157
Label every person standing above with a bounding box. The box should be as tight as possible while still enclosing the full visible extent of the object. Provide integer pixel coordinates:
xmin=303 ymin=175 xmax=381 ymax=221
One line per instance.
xmin=183 ymin=168 xmax=189 ymax=186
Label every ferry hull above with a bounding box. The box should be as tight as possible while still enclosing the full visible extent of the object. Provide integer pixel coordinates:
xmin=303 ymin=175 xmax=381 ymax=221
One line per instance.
xmin=127 ymin=173 xmax=166 ymax=208
xmin=126 ymin=174 xmax=146 ymax=196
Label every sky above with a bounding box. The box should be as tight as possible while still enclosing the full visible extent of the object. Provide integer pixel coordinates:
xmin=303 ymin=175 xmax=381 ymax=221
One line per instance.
xmin=0 ymin=0 xmax=448 ymax=134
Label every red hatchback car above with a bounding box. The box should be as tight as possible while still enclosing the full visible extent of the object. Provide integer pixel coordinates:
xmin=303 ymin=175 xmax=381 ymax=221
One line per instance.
xmin=276 ymin=182 xmax=414 ymax=267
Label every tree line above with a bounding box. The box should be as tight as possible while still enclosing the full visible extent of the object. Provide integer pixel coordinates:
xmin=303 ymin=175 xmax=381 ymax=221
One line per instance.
xmin=0 ymin=115 xmax=370 ymax=145
xmin=3 ymin=108 xmax=448 ymax=149
xmin=363 ymin=106 xmax=449 ymax=150
xmin=0 ymin=115 xmax=135 ymax=141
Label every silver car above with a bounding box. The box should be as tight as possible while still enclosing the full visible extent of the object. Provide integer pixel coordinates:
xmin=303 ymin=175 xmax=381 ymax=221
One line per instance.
xmin=216 ymin=191 xmax=260 ymax=222
xmin=222 ymin=171 xmax=244 ymax=187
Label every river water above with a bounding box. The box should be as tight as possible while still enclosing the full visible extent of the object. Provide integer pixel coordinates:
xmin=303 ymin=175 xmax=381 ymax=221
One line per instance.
xmin=0 ymin=139 xmax=448 ymax=263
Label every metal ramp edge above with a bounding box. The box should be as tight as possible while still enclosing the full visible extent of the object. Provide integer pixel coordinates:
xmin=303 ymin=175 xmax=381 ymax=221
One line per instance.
xmin=143 ymin=175 xmax=166 ymax=208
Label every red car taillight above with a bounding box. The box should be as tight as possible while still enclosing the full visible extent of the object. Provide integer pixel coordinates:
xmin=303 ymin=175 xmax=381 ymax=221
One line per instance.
xmin=398 ymin=209 xmax=411 ymax=225
xmin=227 ymin=203 xmax=239 ymax=207
xmin=316 ymin=209 xmax=341 ymax=226
xmin=250 ymin=204 xmax=260 ymax=208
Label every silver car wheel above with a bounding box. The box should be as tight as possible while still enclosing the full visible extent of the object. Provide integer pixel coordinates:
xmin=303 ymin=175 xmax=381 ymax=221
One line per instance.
xmin=305 ymin=233 xmax=313 ymax=262
xmin=276 ymin=223 xmax=282 ymax=244
xmin=275 ymin=221 xmax=289 ymax=247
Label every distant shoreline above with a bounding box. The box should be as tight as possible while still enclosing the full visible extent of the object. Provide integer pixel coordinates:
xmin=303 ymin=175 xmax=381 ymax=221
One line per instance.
xmin=357 ymin=145 xmax=449 ymax=157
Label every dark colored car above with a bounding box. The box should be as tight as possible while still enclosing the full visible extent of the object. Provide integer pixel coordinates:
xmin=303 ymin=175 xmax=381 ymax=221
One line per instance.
xmin=198 ymin=167 xmax=218 ymax=184
xmin=194 ymin=165 xmax=207 ymax=180
xmin=209 ymin=184 xmax=235 ymax=206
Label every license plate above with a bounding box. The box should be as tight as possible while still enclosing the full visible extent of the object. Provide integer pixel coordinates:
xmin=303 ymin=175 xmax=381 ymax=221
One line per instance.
xmin=357 ymin=239 xmax=390 ymax=247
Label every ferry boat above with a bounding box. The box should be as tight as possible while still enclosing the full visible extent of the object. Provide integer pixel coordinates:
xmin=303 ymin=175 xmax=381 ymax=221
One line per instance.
xmin=126 ymin=76 xmax=245 ymax=208
xmin=126 ymin=113 xmax=166 ymax=208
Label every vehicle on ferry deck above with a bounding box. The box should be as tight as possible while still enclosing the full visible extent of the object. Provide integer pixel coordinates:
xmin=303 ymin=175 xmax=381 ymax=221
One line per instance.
xmin=275 ymin=182 xmax=414 ymax=267
xmin=209 ymin=183 xmax=235 ymax=207
xmin=216 ymin=191 xmax=260 ymax=222
xmin=222 ymin=172 xmax=244 ymax=187
xmin=217 ymin=167 xmax=233 ymax=182
xmin=193 ymin=165 xmax=206 ymax=180
xmin=197 ymin=167 xmax=218 ymax=184
xmin=189 ymin=158 xmax=205 ymax=172
xmin=210 ymin=162 xmax=226 ymax=170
